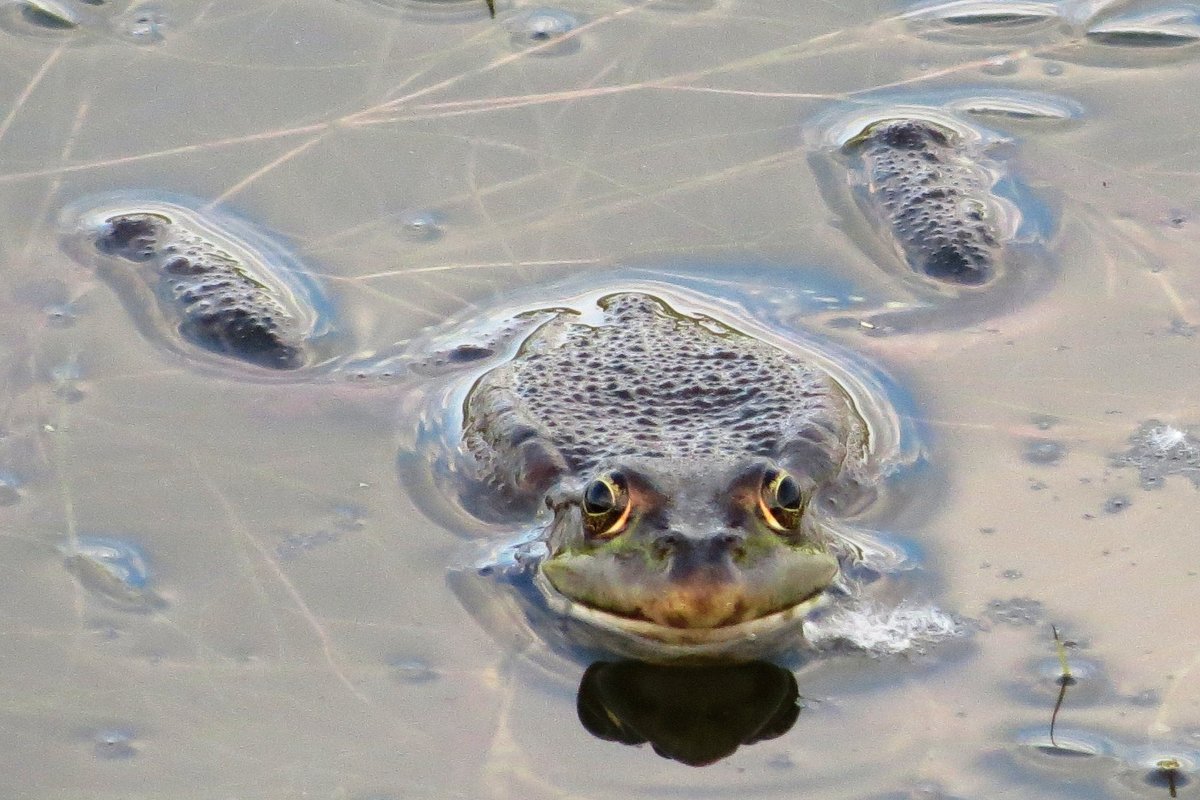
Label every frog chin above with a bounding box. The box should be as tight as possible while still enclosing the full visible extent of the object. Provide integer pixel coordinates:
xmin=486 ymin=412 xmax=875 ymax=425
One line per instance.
xmin=539 ymin=547 xmax=839 ymax=630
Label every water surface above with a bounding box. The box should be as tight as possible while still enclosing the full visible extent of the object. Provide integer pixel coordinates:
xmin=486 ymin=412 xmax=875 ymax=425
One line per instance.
xmin=1 ymin=0 xmax=1200 ymax=797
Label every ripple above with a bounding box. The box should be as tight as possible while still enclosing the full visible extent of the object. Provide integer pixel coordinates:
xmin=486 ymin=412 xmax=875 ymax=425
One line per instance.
xmin=92 ymin=728 xmax=137 ymax=760
xmin=353 ymin=0 xmax=499 ymax=23
xmin=1086 ymin=6 xmax=1200 ymax=47
xmin=116 ymin=2 xmax=168 ymax=44
xmin=506 ymin=7 xmax=581 ymax=55
xmin=904 ymin=0 xmax=1063 ymax=42
xmin=945 ymin=93 xmax=1085 ymax=123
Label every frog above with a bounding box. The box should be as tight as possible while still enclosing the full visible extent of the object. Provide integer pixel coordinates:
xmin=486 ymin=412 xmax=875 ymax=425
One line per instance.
xmin=444 ymin=291 xmax=906 ymax=661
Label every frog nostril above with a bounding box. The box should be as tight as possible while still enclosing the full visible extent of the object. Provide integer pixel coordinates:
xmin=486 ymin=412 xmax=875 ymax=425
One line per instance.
xmin=718 ymin=532 xmax=747 ymax=557
xmin=654 ymin=533 xmax=682 ymax=556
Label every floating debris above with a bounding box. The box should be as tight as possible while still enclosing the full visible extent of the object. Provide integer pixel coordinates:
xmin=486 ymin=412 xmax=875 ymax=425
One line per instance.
xmin=1112 ymin=419 xmax=1200 ymax=489
xmin=1103 ymin=494 xmax=1131 ymax=514
xmin=60 ymin=536 xmax=164 ymax=612
xmin=986 ymin=596 xmax=1044 ymax=626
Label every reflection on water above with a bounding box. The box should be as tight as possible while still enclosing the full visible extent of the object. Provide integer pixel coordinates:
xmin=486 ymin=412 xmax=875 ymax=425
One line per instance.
xmin=577 ymin=660 xmax=800 ymax=766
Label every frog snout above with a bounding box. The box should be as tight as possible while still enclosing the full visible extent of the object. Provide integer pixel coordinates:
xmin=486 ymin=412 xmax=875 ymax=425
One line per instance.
xmin=655 ymin=531 xmax=747 ymax=578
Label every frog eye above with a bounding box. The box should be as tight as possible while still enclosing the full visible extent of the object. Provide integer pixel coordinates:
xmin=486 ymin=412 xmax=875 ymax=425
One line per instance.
xmin=581 ymin=472 xmax=631 ymax=538
xmin=759 ymin=468 xmax=804 ymax=532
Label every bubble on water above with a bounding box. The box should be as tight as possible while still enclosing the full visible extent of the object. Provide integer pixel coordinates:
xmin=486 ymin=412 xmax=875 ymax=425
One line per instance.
xmin=60 ymin=536 xmax=165 ymax=612
xmin=985 ymin=597 xmax=1043 ymax=626
xmin=60 ymin=193 xmax=336 ymax=373
xmin=506 ymin=7 xmax=581 ymax=55
xmin=117 ymin=3 xmax=167 ymax=44
xmin=1103 ymin=494 xmax=1131 ymax=514
xmin=1086 ymin=7 xmax=1200 ymax=47
xmin=1023 ymin=438 xmax=1066 ymax=465
xmin=92 ymin=728 xmax=137 ymax=760
xmin=1112 ymin=419 xmax=1200 ymax=489
xmin=397 ymin=209 xmax=445 ymax=242
xmin=1000 ymin=568 xmax=1023 ymax=580
xmin=805 ymin=601 xmax=967 ymax=656
xmin=43 ymin=301 xmax=78 ymax=328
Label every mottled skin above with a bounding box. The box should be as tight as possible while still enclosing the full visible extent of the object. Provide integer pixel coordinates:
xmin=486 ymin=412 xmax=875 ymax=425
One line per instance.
xmin=463 ymin=293 xmax=873 ymax=638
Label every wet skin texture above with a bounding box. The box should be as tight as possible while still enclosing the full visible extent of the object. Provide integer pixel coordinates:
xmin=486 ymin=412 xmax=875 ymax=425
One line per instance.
xmin=463 ymin=293 xmax=873 ymax=633
xmin=847 ymin=118 xmax=1003 ymax=287
xmin=84 ymin=208 xmax=311 ymax=370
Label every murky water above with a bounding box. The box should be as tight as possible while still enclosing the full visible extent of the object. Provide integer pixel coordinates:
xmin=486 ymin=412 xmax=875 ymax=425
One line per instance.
xmin=2 ymin=0 xmax=1200 ymax=797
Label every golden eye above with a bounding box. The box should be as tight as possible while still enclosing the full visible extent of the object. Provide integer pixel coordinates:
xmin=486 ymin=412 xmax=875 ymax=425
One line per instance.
xmin=581 ymin=472 xmax=631 ymax=538
xmin=759 ymin=468 xmax=804 ymax=532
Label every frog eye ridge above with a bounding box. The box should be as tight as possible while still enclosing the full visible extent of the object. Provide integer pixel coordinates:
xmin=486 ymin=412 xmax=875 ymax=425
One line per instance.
xmin=581 ymin=472 xmax=631 ymax=538
xmin=759 ymin=468 xmax=804 ymax=532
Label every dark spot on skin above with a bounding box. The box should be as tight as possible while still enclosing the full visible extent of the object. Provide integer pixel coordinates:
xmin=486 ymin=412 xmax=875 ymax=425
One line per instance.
xmin=96 ymin=215 xmax=163 ymax=261
xmin=923 ymin=244 xmax=990 ymax=284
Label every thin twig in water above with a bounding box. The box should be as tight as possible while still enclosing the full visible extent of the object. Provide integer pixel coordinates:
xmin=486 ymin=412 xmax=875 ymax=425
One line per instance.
xmin=1049 ymin=625 xmax=1075 ymax=748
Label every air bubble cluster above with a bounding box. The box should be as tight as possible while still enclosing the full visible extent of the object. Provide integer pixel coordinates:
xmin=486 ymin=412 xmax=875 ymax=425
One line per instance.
xmin=465 ymin=293 xmax=863 ymax=487
xmin=1112 ymin=419 xmax=1200 ymax=489
xmin=62 ymin=196 xmax=327 ymax=371
xmin=846 ymin=119 xmax=1005 ymax=286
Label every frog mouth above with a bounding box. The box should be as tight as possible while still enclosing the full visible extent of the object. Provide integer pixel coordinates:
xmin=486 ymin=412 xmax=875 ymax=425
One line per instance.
xmin=532 ymin=567 xmax=829 ymax=652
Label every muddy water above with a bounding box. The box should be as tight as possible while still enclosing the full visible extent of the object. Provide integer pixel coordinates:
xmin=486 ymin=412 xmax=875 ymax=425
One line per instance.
xmin=1 ymin=0 xmax=1200 ymax=797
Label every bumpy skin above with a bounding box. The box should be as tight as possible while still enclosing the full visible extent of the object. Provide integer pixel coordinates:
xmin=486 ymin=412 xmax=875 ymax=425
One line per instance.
xmin=463 ymin=293 xmax=873 ymax=635
xmin=465 ymin=293 xmax=868 ymax=500
xmin=849 ymin=118 xmax=1002 ymax=286
xmin=90 ymin=212 xmax=308 ymax=370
